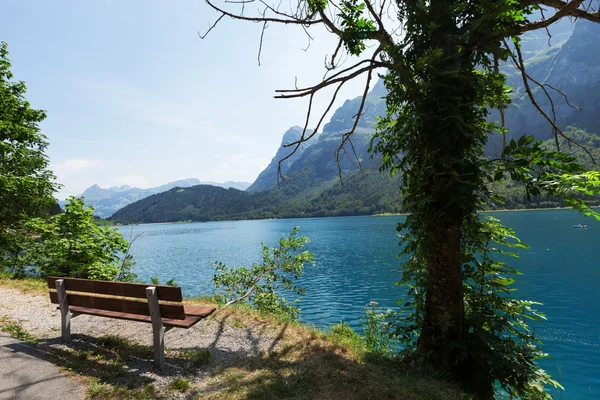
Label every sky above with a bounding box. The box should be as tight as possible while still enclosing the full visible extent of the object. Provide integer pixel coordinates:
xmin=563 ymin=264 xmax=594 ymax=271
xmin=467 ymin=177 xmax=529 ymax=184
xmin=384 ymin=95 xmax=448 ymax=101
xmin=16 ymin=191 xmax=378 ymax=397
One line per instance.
xmin=2 ymin=0 xmax=366 ymax=198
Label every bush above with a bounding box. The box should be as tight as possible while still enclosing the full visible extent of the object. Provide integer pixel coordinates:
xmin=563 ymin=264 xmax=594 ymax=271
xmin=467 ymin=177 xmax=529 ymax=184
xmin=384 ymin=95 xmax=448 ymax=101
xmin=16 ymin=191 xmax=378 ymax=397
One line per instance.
xmin=213 ymin=227 xmax=313 ymax=321
xmin=28 ymin=196 xmax=137 ymax=281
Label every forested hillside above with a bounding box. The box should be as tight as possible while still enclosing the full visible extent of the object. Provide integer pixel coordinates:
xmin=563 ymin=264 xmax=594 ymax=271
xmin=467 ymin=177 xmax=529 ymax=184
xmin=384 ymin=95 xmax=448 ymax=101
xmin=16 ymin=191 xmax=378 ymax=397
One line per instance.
xmin=110 ymin=167 xmax=404 ymax=223
xmin=64 ymin=179 xmax=250 ymax=218
xmin=111 ymin=126 xmax=600 ymax=224
xmin=110 ymin=79 xmax=403 ymax=224
xmin=111 ymin=19 xmax=600 ymax=225
xmin=489 ymin=127 xmax=600 ymax=210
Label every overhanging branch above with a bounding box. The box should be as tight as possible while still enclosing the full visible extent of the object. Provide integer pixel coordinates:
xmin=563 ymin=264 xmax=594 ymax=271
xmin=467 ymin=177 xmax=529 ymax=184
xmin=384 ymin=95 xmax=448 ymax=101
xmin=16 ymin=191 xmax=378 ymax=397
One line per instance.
xmin=520 ymin=0 xmax=600 ymax=33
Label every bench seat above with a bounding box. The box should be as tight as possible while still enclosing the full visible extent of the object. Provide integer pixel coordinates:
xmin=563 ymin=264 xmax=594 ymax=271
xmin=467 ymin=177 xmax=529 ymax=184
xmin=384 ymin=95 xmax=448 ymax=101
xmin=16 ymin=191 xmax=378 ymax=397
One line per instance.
xmin=67 ymin=305 xmax=216 ymax=328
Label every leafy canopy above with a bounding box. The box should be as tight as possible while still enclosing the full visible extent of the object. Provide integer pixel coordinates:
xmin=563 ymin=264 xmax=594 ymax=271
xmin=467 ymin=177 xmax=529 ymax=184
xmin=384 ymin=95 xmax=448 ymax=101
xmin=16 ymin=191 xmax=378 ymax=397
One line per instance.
xmin=0 ymin=42 xmax=59 ymax=259
xmin=29 ymin=196 xmax=135 ymax=281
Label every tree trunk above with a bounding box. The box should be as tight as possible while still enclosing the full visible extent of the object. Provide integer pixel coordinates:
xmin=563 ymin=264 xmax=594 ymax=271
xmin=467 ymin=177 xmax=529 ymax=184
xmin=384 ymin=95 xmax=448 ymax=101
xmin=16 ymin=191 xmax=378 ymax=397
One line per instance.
xmin=417 ymin=215 xmax=464 ymax=366
xmin=415 ymin=0 xmax=468 ymax=377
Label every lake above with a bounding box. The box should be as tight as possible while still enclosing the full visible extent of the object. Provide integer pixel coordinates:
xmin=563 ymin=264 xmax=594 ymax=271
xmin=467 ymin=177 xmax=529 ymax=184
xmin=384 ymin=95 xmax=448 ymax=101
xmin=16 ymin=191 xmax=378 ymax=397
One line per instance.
xmin=120 ymin=209 xmax=600 ymax=399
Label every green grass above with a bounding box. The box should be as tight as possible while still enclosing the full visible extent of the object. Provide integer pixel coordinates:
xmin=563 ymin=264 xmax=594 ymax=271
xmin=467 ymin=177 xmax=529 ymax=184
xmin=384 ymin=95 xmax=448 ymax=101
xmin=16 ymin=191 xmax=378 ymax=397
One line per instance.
xmin=232 ymin=320 xmax=246 ymax=329
xmin=0 ymin=272 xmax=47 ymax=294
xmin=327 ymin=321 xmax=366 ymax=359
xmin=97 ymin=334 xmax=153 ymax=359
xmin=1 ymin=276 xmax=469 ymax=400
xmin=87 ymin=380 xmax=157 ymax=400
xmin=167 ymin=376 xmax=190 ymax=393
xmin=0 ymin=316 xmax=38 ymax=343
xmin=178 ymin=348 xmax=211 ymax=367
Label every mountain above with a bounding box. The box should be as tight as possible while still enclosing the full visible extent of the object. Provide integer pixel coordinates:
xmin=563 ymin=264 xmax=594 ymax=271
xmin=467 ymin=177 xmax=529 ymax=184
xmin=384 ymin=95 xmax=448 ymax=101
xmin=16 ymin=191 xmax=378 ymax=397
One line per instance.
xmin=247 ymin=126 xmax=318 ymax=193
xmin=265 ymin=79 xmax=388 ymax=193
xmin=204 ymin=181 xmax=251 ymax=191
xmin=109 ymin=185 xmax=257 ymax=223
xmin=67 ymin=178 xmax=251 ymax=218
xmin=110 ymin=82 xmax=403 ymax=224
xmin=109 ymin=169 xmax=403 ymax=224
xmin=491 ymin=19 xmax=600 ymax=149
xmin=80 ymin=184 xmax=111 ymax=201
xmin=110 ymin=23 xmax=600 ymax=224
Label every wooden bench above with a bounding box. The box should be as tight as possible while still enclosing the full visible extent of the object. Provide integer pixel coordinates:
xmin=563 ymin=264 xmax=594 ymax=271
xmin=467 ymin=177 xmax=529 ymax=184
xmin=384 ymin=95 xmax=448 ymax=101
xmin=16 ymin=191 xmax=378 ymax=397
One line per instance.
xmin=47 ymin=276 xmax=216 ymax=370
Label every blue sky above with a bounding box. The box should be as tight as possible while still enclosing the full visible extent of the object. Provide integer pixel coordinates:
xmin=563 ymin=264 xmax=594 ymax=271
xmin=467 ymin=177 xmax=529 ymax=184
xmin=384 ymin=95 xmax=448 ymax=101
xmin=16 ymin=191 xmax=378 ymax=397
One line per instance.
xmin=2 ymin=0 xmax=364 ymax=198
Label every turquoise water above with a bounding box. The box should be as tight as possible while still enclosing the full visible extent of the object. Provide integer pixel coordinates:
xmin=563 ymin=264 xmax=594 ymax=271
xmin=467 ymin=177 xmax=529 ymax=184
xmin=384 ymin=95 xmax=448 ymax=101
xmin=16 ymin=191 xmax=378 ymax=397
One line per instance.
xmin=121 ymin=210 xmax=599 ymax=399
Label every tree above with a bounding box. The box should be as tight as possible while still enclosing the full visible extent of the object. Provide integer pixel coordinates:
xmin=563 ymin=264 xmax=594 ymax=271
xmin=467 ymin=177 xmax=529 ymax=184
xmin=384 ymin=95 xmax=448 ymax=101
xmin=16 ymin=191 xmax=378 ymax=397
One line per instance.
xmin=0 ymin=42 xmax=59 ymax=268
xmin=30 ymin=196 xmax=135 ymax=281
xmin=201 ymin=0 xmax=600 ymax=397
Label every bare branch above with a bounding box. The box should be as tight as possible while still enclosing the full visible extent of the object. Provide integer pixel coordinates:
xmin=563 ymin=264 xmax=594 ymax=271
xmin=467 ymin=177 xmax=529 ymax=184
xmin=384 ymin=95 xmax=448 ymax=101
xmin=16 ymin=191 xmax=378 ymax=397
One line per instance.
xmin=258 ymin=21 xmax=268 ymax=66
xmin=334 ymin=69 xmax=373 ymax=181
xmin=200 ymin=1 xmax=405 ymax=189
xmin=504 ymin=38 xmax=595 ymax=163
xmin=275 ymin=58 xmax=387 ymax=98
xmin=540 ymin=82 xmax=580 ymax=110
xmin=332 ymin=47 xmax=383 ymax=181
xmin=379 ymin=0 xmax=388 ymax=20
xmin=326 ymin=38 xmax=344 ymax=71
xmin=520 ymin=0 xmax=600 ymax=33
xmin=277 ymin=91 xmax=315 ymax=188
xmin=539 ymin=7 xmax=553 ymax=46
xmin=198 ymin=13 xmax=226 ymax=39
xmin=364 ymin=0 xmax=386 ymax=33
xmin=300 ymin=24 xmax=314 ymax=51
xmin=283 ymin=81 xmax=347 ymax=150
xmin=205 ymin=0 xmax=323 ymax=26
xmin=276 ymin=45 xmax=384 ymax=186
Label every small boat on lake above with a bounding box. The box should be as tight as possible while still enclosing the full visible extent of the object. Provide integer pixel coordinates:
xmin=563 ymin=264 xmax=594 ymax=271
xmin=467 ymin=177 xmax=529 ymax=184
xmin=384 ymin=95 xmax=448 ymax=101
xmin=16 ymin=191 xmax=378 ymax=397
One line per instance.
xmin=573 ymin=224 xmax=588 ymax=229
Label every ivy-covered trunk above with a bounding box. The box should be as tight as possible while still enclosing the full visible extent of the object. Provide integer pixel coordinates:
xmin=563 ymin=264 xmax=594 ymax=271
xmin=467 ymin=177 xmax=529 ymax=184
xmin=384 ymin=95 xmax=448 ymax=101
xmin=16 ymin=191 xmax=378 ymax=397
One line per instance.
xmin=418 ymin=217 xmax=464 ymax=365
xmin=412 ymin=0 xmax=477 ymax=379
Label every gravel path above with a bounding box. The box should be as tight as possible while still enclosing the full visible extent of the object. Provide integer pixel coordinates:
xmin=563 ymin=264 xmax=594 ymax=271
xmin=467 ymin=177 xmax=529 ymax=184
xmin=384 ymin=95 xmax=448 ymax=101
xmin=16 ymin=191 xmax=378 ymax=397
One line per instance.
xmin=0 ymin=287 xmax=283 ymax=396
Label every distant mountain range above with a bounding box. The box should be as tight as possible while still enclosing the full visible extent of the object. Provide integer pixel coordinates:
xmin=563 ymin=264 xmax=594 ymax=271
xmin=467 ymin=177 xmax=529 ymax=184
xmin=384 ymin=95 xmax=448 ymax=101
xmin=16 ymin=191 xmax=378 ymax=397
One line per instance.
xmin=110 ymin=19 xmax=600 ymax=224
xmin=109 ymin=79 xmax=401 ymax=224
xmin=64 ymin=179 xmax=250 ymax=218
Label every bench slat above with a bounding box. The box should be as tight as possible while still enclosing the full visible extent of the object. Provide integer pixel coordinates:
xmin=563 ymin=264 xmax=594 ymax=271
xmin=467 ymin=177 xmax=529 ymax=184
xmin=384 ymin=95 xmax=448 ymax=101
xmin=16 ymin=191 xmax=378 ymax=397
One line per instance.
xmin=68 ymin=306 xmax=216 ymax=328
xmin=49 ymin=292 xmax=186 ymax=320
xmin=183 ymin=305 xmax=218 ymax=318
xmin=47 ymin=277 xmax=183 ymax=302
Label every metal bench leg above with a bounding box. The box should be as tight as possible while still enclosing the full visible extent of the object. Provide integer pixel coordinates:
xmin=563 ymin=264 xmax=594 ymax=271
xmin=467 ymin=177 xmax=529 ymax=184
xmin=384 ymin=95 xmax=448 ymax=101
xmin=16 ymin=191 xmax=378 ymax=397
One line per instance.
xmin=145 ymin=287 xmax=165 ymax=370
xmin=55 ymin=279 xmax=71 ymax=341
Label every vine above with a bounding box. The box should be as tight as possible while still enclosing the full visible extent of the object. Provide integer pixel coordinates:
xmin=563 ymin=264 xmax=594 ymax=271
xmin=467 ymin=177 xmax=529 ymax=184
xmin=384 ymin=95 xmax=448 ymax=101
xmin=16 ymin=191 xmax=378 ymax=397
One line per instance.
xmin=201 ymin=0 xmax=600 ymax=397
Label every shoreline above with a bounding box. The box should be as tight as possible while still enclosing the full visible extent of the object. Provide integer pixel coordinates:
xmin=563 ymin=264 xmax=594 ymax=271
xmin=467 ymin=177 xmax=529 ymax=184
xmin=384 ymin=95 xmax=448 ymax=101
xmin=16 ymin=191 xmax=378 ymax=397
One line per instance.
xmin=375 ymin=205 xmax=600 ymax=217
xmin=117 ymin=206 xmax=598 ymax=227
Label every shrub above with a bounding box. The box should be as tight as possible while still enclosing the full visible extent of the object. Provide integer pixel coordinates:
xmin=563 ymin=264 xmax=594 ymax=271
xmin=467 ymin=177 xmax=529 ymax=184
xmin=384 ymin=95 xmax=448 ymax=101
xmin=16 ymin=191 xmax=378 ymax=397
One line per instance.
xmin=28 ymin=196 xmax=136 ymax=281
xmin=213 ymin=227 xmax=313 ymax=321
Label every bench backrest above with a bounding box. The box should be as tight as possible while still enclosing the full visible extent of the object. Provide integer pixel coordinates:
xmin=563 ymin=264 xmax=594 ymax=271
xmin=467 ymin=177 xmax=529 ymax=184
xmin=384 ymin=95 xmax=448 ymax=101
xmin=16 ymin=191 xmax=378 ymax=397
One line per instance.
xmin=47 ymin=276 xmax=186 ymax=320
